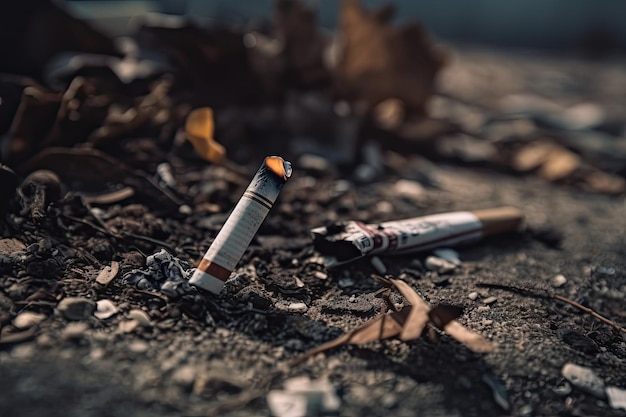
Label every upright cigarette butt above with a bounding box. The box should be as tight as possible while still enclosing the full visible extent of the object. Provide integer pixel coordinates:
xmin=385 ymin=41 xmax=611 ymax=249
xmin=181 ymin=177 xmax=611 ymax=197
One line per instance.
xmin=471 ymin=207 xmax=525 ymax=237
xmin=190 ymin=156 xmax=292 ymax=294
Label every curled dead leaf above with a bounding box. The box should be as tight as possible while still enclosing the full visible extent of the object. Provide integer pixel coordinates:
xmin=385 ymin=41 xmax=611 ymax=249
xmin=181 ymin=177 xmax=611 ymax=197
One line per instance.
xmin=185 ymin=107 xmax=226 ymax=165
xmin=288 ymin=276 xmax=494 ymax=366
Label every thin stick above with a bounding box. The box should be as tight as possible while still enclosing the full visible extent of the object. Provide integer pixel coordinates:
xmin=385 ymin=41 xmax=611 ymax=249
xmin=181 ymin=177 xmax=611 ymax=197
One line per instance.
xmin=478 ymin=282 xmax=626 ymax=334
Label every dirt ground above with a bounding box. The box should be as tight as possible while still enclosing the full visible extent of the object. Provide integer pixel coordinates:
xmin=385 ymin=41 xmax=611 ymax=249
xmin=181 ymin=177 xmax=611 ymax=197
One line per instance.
xmin=1 ymin=44 xmax=626 ymax=417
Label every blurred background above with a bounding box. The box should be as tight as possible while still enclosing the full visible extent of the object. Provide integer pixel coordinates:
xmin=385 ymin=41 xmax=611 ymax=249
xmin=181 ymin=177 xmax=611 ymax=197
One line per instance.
xmin=66 ymin=0 xmax=626 ymax=52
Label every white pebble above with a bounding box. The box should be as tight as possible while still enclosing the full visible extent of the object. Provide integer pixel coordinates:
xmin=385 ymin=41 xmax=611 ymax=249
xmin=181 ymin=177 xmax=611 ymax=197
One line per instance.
xmin=95 ymin=299 xmax=118 ymax=320
xmin=468 ymin=292 xmax=479 ymax=301
xmin=482 ymin=296 xmax=498 ymax=305
xmin=425 ymin=256 xmax=457 ymax=274
xmin=287 ymin=302 xmax=308 ymax=313
xmin=607 ymin=386 xmax=626 ymax=411
xmin=13 ymin=312 xmax=46 ymax=329
xmin=552 ymin=274 xmax=567 ymax=288
xmin=562 ymin=363 xmax=606 ymax=399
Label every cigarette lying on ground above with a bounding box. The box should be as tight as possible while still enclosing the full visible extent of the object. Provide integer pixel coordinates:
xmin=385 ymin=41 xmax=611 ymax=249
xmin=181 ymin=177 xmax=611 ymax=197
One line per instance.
xmin=190 ymin=156 xmax=292 ymax=294
xmin=311 ymin=207 xmax=524 ymax=267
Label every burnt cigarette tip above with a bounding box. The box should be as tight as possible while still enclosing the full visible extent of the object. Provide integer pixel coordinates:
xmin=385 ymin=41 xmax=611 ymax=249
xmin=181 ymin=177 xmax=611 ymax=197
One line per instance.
xmin=265 ymin=156 xmax=292 ymax=181
xmin=472 ymin=207 xmax=525 ymax=236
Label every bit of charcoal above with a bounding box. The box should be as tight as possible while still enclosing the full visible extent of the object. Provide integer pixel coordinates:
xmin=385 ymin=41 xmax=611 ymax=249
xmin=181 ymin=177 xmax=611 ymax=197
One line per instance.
xmin=557 ymin=328 xmax=599 ymax=354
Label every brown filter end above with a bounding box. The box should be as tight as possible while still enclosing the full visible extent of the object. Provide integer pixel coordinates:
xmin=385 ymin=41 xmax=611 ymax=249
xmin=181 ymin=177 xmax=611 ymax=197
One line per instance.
xmin=471 ymin=207 xmax=525 ymax=237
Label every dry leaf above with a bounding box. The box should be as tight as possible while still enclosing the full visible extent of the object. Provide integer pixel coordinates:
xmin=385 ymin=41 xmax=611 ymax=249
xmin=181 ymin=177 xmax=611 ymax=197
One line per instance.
xmin=185 ymin=107 xmax=226 ymax=165
xmin=336 ymin=0 xmax=445 ymax=114
xmin=289 ymin=277 xmax=494 ymax=366
xmin=95 ymin=261 xmax=120 ymax=287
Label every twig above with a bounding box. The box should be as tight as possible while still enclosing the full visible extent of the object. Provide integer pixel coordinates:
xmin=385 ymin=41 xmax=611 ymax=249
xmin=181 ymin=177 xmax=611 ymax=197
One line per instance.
xmin=478 ymin=282 xmax=626 ymax=334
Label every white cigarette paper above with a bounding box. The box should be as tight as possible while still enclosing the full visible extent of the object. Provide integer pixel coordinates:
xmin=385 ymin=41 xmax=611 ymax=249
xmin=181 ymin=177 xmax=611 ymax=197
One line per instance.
xmin=190 ymin=156 xmax=292 ymax=293
xmin=312 ymin=207 xmax=524 ymax=267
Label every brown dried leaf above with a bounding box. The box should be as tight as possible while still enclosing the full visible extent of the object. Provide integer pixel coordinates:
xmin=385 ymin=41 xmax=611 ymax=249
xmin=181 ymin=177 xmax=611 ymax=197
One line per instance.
xmin=289 ymin=278 xmax=494 ymax=366
xmin=95 ymin=261 xmax=120 ymax=287
xmin=185 ymin=107 xmax=226 ymax=165
xmin=337 ymin=0 xmax=445 ymax=114
xmin=443 ymin=320 xmax=495 ymax=353
xmin=389 ymin=278 xmax=431 ymax=340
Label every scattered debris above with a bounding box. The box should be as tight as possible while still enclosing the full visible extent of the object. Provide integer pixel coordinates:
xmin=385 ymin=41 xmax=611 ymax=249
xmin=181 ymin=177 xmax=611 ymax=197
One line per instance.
xmin=425 ymin=256 xmax=457 ymax=274
xmin=312 ymin=207 xmax=524 ymax=266
xmin=267 ymin=376 xmax=341 ymax=417
xmin=289 ymin=276 xmax=494 ymax=366
xmin=561 ymin=363 xmax=606 ymax=399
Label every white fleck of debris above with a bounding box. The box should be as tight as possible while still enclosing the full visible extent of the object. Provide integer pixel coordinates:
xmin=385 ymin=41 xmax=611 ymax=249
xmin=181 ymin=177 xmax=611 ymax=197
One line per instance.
xmin=551 ymin=274 xmax=567 ymax=288
xmin=468 ymin=292 xmax=479 ymax=301
xmin=562 ymin=363 xmax=606 ymax=399
xmin=128 ymin=340 xmax=150 ymax=354
xmin=606 ymin=386 xmax=626 ymax=411
xmin=267 ymin=376 xmax=341 ymax=417
xmin=313 ymin=271 xmax=328 ymax=280
xmin=178 ymin=205 xmax=192 ymax=215
xmin=171 ymin=365 xmax=197 ymax=388
xmin=482 ymin=296 xmax=498 ymax=305
xmin=127 ymin=309 xmax=152 ymax=327
xmin=13 ymin=312 xmax=46 ymax=329
xmin=425 ymin=256 xmax=457 ymax=274
xmin=433 ymin=248 xmax=461 ymax=265
xmin=393 ymin=179 xmax=424 ymax=199
xmin=370 ymin=256 xmax=387 ymax=274
xmin=61 ymin=322 xmax=89 ymax=340
xmin=287 ymin=302 xmax=308 ymax=313
xmin=95 ymin=299 xmax=118 ymax=320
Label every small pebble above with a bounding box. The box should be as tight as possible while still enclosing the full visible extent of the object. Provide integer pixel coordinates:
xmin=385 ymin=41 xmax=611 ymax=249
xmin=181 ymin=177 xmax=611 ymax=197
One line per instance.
xmin=57 ymin=297 xmax=96 ymax=321
xmin=425 ymin=256 xmax=457 ymax=274
xmin=287 ymin=302 xmax=308 ymax=313
xmin=552 ymin=274 xmax=567 ymax=288
xmin=482 ymin=296 xmax=498 ymax=305
xmin=13 ymin=312 xmax=46 ymax=329
xmin=468 ymin=292 xmax=479 ymax=301
xmin=606 ymin=386 xmax=626 ymax=411
xmin=313 ymin=271 xmax=327 ymax=280
xmin=171 ymin=365 xmax=197 ymax=388
xmin=62 ymin=322 xmax=89 ymax=341
xmin=370 ymin=256 xmax=387 ymax=274
xmin=94 ymin=299 xmax=118 ymax=320
xmin=128 ymin=340 xmax=150 ymax=354
xmin=562 ymin=363 xmax=606 ymax=399
xmin=127 ymin=309 xmax=152 ymax=327
xmin=433 ymin=248 xmax=461 ymax=266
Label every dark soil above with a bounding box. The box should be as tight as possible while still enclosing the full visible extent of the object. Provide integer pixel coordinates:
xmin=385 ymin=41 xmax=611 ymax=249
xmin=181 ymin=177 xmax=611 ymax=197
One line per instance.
xmin=1 ymin=46 xmax=625 ymax=417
